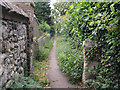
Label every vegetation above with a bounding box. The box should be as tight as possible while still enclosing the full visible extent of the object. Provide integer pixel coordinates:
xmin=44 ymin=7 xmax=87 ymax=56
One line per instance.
xmin=8 ymin=76 xmax=42 ymax=89
xmin=38 ymin=21 xmax=51 ymax=33
xmin=56 ymin=37 xmax=83 ymax=84
xmin=33 ymin=38 xmax=53 ymax=87
xmin=32 ymin=60 xmax=50 ymax=87
xmin=34 ymin=2 xmax=52 ymax=25
xmin=52 ymin=2 xmax=72 ymax=16
xmin=34 ymin=39 xmax=53 ymax=61
xmin=54 ymin=1 xmax=120 ymax=89
xmin=9 ymin=1 xmax=120 ymax=89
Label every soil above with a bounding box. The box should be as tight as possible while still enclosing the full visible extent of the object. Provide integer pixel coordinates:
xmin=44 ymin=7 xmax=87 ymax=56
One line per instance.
xmin=47 ymin=35 xmax=75 ymax=88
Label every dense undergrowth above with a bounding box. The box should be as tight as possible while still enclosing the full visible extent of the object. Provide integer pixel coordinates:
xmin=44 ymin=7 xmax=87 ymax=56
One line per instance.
xmin=56 ymin=36 xmax=83 ymax=84
xmin=58 ymin=2 xmax=120 ymax=89
xmin=8 ymin=38 xmax=53 ymax=89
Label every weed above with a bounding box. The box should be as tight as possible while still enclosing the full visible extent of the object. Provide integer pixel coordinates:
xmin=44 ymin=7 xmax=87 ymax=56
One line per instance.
xmin=8 ymin=76 xmax=42 ymax=89
xmin=32 ymin=38 xmax=53 ymax=87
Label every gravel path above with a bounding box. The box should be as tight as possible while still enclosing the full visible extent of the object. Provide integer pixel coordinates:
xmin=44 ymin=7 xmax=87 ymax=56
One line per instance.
xmin=47 ymin=35 xmax=75 ymax=88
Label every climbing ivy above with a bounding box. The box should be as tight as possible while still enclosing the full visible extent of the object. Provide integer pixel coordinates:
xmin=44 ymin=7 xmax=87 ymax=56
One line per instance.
xmin=60 ymin=2 xmax=120 ymax=89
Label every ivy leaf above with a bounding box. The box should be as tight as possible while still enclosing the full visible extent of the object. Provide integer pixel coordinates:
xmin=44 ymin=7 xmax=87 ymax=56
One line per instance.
xmin=110 ymin=3 xmax=115 ymax=12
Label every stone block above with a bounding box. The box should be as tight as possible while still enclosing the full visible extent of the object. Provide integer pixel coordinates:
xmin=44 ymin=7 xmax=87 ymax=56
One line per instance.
xmin=10 ymin=71 xmax=14 ymax=77
xmin=18 ymin=67 xmax=23 ymax=74
xmin=0 ymin=54 xmax=6 ymax=64
xmin=2 ymin=25 xmax=9 ymax=40
xmin=0 ymin=27 xmax=2 ymax=53
xmin=0 ymin=65 xmax=4 ymax=76
xmin=9 ymin=31 xmax=13 ymax=36
xmin=0 ymin=69 xmax=8 ymax=85
xmin=6 ymin=41 xmax=11 ymax=52
xmin=10 ymin=42 xmax=14 ymax=49
xmin=20 ymin=53 xmax=26 ymax=59
xmin=11 ymin=36 xmax=18 ymax=42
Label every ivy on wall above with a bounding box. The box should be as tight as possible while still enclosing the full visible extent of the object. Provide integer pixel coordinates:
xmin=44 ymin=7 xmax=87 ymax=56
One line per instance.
xmin=60 ymin=2 xmax=120 ymax=89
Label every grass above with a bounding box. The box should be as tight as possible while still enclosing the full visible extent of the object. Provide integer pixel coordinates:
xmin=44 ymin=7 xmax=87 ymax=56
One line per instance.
xmin=32 ymin=38 xmax=53 ymax=87
xmin=32 ymin=60 xmax=50 ymax=87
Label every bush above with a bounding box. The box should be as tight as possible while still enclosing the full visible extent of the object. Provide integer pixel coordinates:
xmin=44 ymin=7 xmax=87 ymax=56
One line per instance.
xmin=59 ymin=2 xmax=120 ymax=89
xmin=56 ymin=37 xmax=83 ymax=84
xmin=34 ymin=38 xmax=53 ymax=61
xmin=38 ymin=21 xmax=51 ymax=33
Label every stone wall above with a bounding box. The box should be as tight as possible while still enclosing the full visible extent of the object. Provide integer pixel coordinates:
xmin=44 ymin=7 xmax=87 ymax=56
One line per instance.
xmin=38 ymin=36 xmax=50 ymax=48
xmin=33 ymin=36 xmax=50 ymax=57
xmin=0 ymin=20 xmax=27 ymax=89
xmin=11 ymin=2 xmax=35 ymax=75
xmin=0 ymin=1 xmax=33 ymax=89
xmin=33 ymin=15 xmax=39 ymax=38
xmin=11 ymin=2 xmax=35 ymax=23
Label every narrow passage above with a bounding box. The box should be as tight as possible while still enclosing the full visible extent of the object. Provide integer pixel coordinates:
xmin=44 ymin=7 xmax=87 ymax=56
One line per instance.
xmin=47 ymin=35 xmax=75 ymax=88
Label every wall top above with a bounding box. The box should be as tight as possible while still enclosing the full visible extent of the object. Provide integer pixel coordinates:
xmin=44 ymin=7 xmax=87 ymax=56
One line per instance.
xmin=0 ymin=0 xmax=29 ymax=18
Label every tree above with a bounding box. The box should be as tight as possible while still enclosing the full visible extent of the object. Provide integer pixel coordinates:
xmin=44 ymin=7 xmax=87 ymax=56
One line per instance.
xmin=34 ymin=2 xmax=52 ymax=25
xmin=38 ymin=21 xmax=51 ymax=33
xmin=53 ymin=2 xmax=72 ymax=16
xmin=51 ymin=2 xmax=72 ymax=34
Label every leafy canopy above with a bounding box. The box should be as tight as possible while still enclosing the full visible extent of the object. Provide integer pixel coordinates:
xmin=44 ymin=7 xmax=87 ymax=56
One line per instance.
xmin=34 ymin=2 xmax=52 ymax=25
xmin=38 ymin=21 xmax=51 ymax=33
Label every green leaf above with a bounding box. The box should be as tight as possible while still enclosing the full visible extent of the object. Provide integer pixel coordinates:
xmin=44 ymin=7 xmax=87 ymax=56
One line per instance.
xmin=110 ymin=3 xmax=115 ymax=12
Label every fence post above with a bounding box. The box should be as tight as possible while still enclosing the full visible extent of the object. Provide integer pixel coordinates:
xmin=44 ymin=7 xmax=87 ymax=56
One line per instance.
xmin=82 ymin=39 xmax=100 ymax=85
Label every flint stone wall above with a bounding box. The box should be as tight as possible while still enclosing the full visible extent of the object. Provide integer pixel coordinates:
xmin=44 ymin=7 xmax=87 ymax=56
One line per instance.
xmin=0 ymin=1 xmax=32 ymax=89
xmin=0 ymin=19 xmax=27 ymax=89
xmin=11 ymin=2 xmax=35 ymax=75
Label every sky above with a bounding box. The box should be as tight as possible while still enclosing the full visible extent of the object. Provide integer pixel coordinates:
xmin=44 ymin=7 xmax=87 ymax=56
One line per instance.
xmin=50 ymin=0 xmax=57 ymax=9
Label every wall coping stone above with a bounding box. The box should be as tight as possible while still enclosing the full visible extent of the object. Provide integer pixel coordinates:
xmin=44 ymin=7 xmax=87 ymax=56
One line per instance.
xmin=0 ymin=1 xmax=29 ymax=23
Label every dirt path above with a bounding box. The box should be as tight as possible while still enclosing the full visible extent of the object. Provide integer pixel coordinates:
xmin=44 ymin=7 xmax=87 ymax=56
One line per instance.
xmin=47 ymin=35 xmax=75 ymax=88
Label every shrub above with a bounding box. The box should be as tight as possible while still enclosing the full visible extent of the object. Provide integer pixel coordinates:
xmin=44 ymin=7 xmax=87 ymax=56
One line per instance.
xmin=34 ymin=38 xmax=53 ymax=61
xmin=59 ymin=2 xmax=120 ymax=89
xmin=56 ymin=37 xmax=83 ymax=84
xmin=38 ymin=21 xmax=51 ymax=33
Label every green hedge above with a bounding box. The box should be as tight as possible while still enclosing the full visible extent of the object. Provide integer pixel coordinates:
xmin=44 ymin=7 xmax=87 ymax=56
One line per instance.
xmin=56 ymin=37 xmax=83 ymax=84
xmin=60 ymin=2 xmax=120 ymax=89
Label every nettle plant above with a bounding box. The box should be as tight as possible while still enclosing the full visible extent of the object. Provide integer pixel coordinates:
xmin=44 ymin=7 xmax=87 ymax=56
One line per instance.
xmin=61 ymin=2 xmax=120 ymax=89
